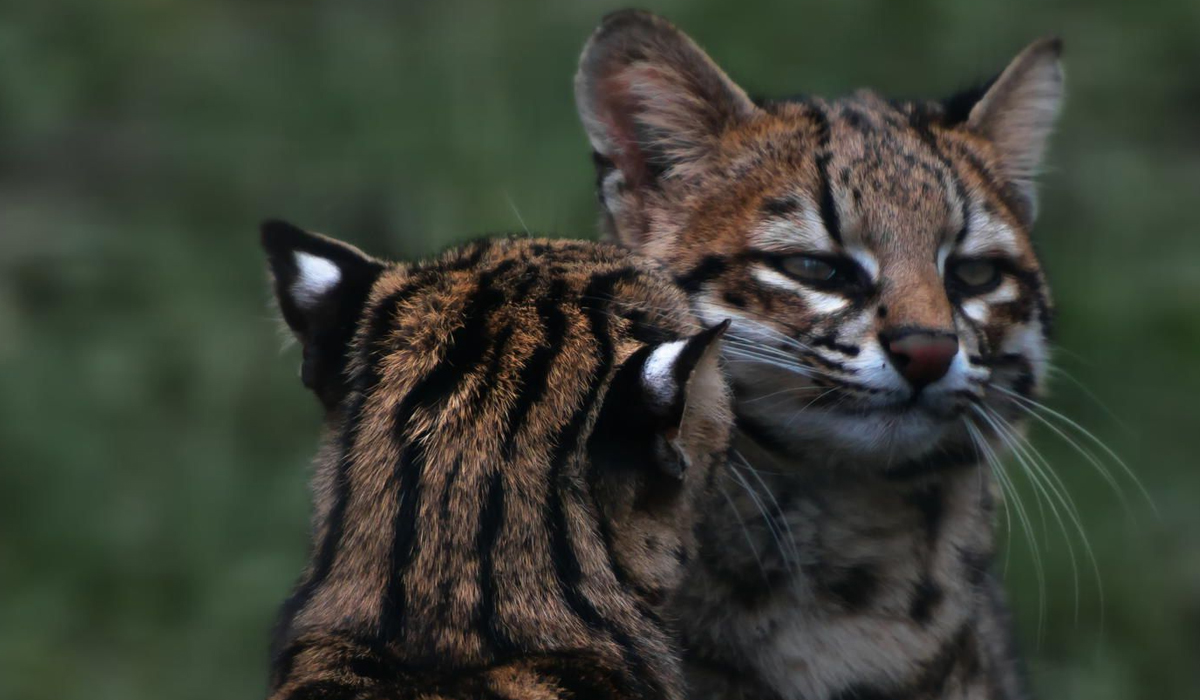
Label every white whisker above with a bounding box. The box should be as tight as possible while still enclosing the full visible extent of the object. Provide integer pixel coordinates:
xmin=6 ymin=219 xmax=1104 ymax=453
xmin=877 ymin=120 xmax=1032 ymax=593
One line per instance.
xmin=716 ymin=478 xmax=768 ymax=582
xmin=732 ymin=449 xmax=801 ymax=566
xmin=967 ymin=417 xmax=1047 ymax=643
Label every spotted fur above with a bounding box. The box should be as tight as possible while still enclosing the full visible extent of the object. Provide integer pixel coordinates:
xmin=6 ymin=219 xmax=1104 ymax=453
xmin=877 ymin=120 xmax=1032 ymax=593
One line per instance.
xmin=259 ymin=222 xmax=733 ymax=700
xmin=576 ymin=11 xmax=1063 ymax=700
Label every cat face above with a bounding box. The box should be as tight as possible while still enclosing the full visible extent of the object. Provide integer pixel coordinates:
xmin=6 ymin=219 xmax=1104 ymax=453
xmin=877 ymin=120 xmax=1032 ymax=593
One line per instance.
xmin=576 ymin=11 xmax=1062 ymax=468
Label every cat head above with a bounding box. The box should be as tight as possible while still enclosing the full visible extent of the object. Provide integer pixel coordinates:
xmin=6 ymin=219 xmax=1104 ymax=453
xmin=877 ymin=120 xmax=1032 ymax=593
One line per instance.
xmin=262 ymin=223 xmax=732 ymax=669
xmin=576 ymin=11 xmax=1061 ymax=469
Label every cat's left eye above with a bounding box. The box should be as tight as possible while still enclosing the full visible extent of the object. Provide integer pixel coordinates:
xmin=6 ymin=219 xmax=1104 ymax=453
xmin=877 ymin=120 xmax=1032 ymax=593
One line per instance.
xmin=947 ymin=258 xmax=1002 ymax=294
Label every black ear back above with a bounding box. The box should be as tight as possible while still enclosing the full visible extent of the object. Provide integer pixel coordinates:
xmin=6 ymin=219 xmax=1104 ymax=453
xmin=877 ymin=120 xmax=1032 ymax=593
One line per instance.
xmin=588 ymin=320 xmax=730 ymax=480
xmin=260 ymin=220 xmax=385 ymax=408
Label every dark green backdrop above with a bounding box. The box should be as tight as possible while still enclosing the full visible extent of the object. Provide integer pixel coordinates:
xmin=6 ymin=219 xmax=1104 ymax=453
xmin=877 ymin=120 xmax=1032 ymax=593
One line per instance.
xmin=2 ymin=1 xmax=1197 ymax=698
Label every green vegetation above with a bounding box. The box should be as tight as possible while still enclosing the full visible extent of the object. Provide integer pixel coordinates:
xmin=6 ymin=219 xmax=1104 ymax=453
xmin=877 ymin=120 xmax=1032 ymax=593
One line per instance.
xmin=2 ymin=1 xmax=1197 ymax=698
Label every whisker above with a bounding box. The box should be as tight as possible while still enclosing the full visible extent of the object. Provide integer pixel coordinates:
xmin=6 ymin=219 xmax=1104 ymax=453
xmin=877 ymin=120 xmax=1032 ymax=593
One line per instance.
xmin=724 ymin=464 xmax=795 ymax=570
xmin=1046 ymin=364 xmax=1134 ymax=435
xmin=732 ymin=449 xmax=801 ymax=566
xmin=720 ymin=335 xmax=834 ymax=369
xmin=964 ymin=417 xmax=1014 ymax=575
xmin=995 ymin=386 xmax=1156 ymax=518
xmin=975 ymin=405 xmax=1089 ymax=628
xmin=503 ymin=192 xmax=532 ymax=237
xmin=716 ymin=478 xmax=768 ymax=582
xmin=990 ymin=404 xmax=1106 ymax=633
xmin=721 ymin=346 xmax=836 ymax=382
xmin=784 ymin=386 xmax=842 ymax=430
xmin=967 ymin=417 xmax=1047 ymax=643
xmin=739 ymin=384 xmax=824 ymax=406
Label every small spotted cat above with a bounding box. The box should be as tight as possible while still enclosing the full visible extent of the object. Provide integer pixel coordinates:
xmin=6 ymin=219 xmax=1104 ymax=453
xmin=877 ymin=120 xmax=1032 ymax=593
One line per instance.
xmin=576 ymin=10 xmax=1063 ymax=700
xmin=259 ymin=221 xmax=733 ymax=700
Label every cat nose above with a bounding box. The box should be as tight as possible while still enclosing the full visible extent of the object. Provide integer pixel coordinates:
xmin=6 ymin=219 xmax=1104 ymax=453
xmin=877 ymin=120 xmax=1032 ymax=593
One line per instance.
xmin=881 ymin=329 xmax=959 ymax=390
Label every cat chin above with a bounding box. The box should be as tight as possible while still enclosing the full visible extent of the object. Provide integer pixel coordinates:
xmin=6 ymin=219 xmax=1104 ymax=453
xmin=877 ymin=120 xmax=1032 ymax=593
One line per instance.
xmin=739 ymin=399 xmax=966 ymax=468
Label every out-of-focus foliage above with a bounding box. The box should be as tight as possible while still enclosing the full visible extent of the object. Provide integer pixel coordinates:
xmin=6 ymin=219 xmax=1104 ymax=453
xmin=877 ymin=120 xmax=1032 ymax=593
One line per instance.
xmin=1 ymin=1 xmax=1197 ymax=698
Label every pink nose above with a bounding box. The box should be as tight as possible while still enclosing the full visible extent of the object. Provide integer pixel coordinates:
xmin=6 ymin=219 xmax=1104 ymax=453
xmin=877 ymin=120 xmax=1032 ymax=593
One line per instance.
xmin=882 ymin=330 xmax=959 ymax=390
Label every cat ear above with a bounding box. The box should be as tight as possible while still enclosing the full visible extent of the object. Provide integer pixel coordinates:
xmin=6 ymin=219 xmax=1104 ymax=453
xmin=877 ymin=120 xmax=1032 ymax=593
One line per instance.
xmin=589 ymin=320 xmax=730 ymax=480
xmin=260 ymin=219 xmax=385 ymax=407
xmin=638 ymin=320 xmax=731 ymax=478
xmin=575 ymin=11 xmax=756 ymax=243
xmin=964 ymin=37 xmax=1065 ymax=222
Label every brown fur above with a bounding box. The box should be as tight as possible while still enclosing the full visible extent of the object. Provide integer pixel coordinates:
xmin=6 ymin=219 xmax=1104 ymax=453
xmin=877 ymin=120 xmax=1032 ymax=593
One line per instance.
xmin=260 ymin=229 xmax=733 ymax=700
xmin=577 ymin=11 xmax=1063 ymax=700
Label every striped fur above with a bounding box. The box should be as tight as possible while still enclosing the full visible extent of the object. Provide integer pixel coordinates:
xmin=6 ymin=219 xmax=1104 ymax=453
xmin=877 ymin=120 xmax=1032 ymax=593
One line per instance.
xmin=576 ymin=11 xmax=1063 ymax=700
xmin=260 ymin=223 xmax=732 ymax=700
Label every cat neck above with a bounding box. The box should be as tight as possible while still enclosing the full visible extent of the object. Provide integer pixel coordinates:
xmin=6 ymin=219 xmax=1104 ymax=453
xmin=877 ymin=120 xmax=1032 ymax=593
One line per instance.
xmin=713 ymin=427 xmax=998 ymax=597
xmin=674 ymin=431 xmax=1007 ymax=700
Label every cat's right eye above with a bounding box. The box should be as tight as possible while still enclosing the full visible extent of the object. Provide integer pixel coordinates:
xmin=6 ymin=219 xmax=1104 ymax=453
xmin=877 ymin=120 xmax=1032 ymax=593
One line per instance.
xmin=779 ymin=255 xmax=838 ymax=284
xmin=947 ymin=258 xmax=1003 ymax=296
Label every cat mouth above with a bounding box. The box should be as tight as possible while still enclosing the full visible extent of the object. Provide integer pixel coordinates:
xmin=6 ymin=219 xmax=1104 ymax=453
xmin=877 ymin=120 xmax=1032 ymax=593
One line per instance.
xmin=825 ymin=389 xmax=973 ymax=423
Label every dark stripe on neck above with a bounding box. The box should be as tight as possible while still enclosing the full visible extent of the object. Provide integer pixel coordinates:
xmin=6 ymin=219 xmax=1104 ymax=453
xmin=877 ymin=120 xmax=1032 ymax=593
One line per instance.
xmin=829 ymin=622 xmax=976 ymax=700
xmin=378 ymin=273 xmax=508 ymax=642
xmin=585 ymin=343 xmax=672 ymax=625
xmin=475 ymin=468 xmax=510 ymax=652
xmin=377 ymin=440 xmax=425 ymax=642
xmin=545 ymin=268 xmax=666 ymax=699
xmin=269 ymin=274 xmax=440 ymax=678
xmin=545 ymin=272 xmax=625 ymax=632
xmin=501 ymin=278 xmax=569 ymax=458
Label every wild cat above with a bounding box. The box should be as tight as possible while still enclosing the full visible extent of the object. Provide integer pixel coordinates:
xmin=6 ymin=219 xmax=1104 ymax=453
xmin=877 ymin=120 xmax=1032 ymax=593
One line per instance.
xmin=576 ymin=10 xmax=1064 ymax=699
xmin=259 ymin=222 xmax=733 ymax=699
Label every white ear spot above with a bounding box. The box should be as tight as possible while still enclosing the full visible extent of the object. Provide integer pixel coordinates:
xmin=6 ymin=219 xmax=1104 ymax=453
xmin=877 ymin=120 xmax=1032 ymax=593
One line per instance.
xmin=292 ymin=252 xmax=341 ymax=308
xmin=642 ymin=340 xmax=687 ymax=407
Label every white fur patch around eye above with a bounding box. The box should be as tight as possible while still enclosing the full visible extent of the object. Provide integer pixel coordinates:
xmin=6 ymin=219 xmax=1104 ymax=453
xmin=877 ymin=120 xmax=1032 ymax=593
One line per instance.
xmin=961 ymin=299 xmax=990 ymax=323
xmin=937 ymin=243 xmax=952 ymax=276
xmin=292 ymin=252 xmax=342 ymax=308
xmin=750 ymin=206 xmax=836 ymax=254
xmin=959 ymin=210 xmax=1021 ymax=257
xmin=961 ymin=279 xmax=1019 ymax=324
xmin=751 ymin=267 xmax=849 ymax=314
xmin=643 ymin=340 xmax=687 ymax=407
xmin=845 ymin=246 xmax=879 ymax=282
xmin=985 ymin=278 xmax=1019 ymax=304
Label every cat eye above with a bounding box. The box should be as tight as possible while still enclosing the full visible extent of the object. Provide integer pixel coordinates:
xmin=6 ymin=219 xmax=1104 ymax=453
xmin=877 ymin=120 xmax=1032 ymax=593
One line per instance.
xmin=758 ymin=252 xmax=868 ymax=294
xmin=947 ymin=258 xmax=1002 ymax=295
xmin=778 ymin=255 xmax=839 ymax=284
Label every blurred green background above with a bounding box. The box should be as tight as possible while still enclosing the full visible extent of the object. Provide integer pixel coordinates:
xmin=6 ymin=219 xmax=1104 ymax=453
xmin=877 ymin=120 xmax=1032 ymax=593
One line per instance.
xmin=2 ymin=0 xmax=1197 ymax=698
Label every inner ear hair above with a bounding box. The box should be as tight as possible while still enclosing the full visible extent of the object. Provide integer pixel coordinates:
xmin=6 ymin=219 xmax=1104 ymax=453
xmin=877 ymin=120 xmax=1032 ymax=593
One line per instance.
xmin=575 ymin=10 xmax=757 ymax=193
xmin=964 ymin=37 xmax=1065 ymax=223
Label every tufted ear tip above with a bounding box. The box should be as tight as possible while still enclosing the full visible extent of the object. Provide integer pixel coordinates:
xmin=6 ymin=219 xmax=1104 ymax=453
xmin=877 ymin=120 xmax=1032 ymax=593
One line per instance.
xmin=258 ymin=220 xmax=385 ymax=407
xmin=1031 ymin=35 xmax=1064 ymax=58
xmin=640 ymin=320 xmax=730 ymax=418
xmin=595 ymin=8 xmax=664 ymax=34
xmin=575 ymin=9 xmax=755 ymax=239
xmin=588 ymin=318 xmax=732 ymax=481
xmin=962 ymin=37 xmax=1066 ymax=224
xmin=260 ymin=218 xmax=306 ymax=253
